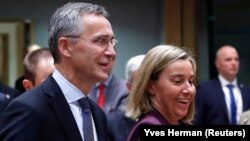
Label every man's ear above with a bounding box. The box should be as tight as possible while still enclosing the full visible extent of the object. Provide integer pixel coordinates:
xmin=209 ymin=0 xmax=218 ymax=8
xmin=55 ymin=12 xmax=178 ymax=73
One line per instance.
xmin=22 ymin=79 xmax=34 ymax=90
xmin=58 ymin=37 xmax=72 ymax=57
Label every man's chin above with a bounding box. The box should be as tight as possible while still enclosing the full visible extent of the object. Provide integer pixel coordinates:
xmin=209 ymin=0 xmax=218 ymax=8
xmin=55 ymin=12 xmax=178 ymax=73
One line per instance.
xmin=99 ymin=73 xmax=109 ymax=81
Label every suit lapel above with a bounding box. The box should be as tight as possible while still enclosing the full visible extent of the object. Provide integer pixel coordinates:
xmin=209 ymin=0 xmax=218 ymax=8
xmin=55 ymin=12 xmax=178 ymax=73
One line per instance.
xmin=44 ymin=76 xmax=82 ymax=141
xmin=214 ymin=79 xmax=229 ymax=121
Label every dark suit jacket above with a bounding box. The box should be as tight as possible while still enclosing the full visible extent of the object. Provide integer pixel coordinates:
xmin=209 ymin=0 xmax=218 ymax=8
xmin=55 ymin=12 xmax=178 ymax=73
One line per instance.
xmin=107 ymin=109 xmax=136 ymax=141
xmin=193 ymin=78 xmax=250 ymax=125
xmin=0 ymin=93 xmax=8 ymax=114
xmin=89 ymin=74 xmax=128 ymax=114
xmin=0 ymin=82 xmax=20 ymax=101
xmin=0 ymin=75 xmax=108 ymax=141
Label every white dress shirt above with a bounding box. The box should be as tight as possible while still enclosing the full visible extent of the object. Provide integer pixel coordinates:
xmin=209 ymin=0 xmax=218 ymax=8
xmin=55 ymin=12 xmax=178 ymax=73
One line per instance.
xmin=218 ymin=75 xmax=243 ymax=123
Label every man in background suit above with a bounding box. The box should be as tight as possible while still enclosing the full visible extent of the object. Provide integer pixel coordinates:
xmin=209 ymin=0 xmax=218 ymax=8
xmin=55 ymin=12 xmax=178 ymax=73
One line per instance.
xmin=1 ymin=48 xmax=54 ymax=116
xmin=0 ymin=2 xmax=116 ymax=141
xmin=89 ymin=73 xmax=128 ymax=114
xmin=22 ymin=48 xmax=55 ymax=90
xmin=193 ymin=45 xmax=250 ymax=125
xmin=15 ymin=44 xmax=41 ymax=93
xmin=107 ymin=54 xmax=145 ymax=141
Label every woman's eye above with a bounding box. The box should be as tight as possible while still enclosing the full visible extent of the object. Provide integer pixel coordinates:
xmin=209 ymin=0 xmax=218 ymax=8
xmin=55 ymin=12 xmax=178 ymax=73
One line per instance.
xmin=174 ymin=80 xmax=182 ymax=84
xmin=189 ymin=80 xmax=194 ymax=84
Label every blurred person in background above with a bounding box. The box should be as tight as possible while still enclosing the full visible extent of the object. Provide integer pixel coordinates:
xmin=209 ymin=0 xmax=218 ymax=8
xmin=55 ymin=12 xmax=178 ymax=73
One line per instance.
xmin=193 ymin=45 xmax=250 ymax=125
xmin=107 ymin=54 xmax=145 ymax=141
xmin=89 ymin=73 xmax=128 ymax=114
xmin=15 ymin=44 xmax=41 ymax=93
xmin=22 ymin=48 xmax=55 ymax=90
xmin=1 ymin=48 xmax=54 ymax=117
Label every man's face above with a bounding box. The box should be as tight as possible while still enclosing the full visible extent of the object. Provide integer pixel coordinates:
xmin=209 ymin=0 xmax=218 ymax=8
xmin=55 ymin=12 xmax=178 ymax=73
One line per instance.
xmin=69 ymin=14 xmax=116 ymax=84
xmin=215 ymin=46 xmax=239 ymax=80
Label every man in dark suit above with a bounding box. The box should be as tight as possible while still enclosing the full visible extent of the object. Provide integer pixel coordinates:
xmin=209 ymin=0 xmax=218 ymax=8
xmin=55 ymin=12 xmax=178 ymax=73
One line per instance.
xmin=89 ymin=73 xmax=128 ymax=114
xmin=0 ymin=2 xmax=116 ymax=141
xmin=193 ymin=45 xmax=250 ymax=125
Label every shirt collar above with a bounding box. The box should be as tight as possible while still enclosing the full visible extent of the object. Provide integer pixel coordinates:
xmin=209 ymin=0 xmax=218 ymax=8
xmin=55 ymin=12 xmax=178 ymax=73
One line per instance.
xmin=218 ymin=74 xmax=237 ymax=87
xmin=52 ymin=69 xmax=86 ymax=103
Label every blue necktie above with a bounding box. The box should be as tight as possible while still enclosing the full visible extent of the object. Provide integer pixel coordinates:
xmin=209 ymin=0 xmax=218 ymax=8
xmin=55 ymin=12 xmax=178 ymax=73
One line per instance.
xmin=78 ymin=97 xmax=94 ymax=141
xmin=226 ymin=84 xmax=237 ymax=125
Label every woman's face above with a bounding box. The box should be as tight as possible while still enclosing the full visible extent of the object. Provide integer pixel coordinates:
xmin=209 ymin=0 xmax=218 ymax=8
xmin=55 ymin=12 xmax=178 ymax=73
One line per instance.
xmin=149 ymin=59 xmax=195 ymax=123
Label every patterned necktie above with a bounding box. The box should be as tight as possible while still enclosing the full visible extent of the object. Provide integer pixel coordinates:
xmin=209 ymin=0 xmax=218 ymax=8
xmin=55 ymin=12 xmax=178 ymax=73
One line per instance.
xmin=226 ymin=84 xmax=237 ymax=125
xmin=78 ymin=97 xmax=94 ymax=141
xmin=97 ymin=83 xmax=105 ymax=108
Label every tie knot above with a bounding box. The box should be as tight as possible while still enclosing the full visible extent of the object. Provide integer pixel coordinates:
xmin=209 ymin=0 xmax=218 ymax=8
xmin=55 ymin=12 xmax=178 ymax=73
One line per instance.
xmin=78 ymin=97 xmax=91 ymax=111
xmin=227 ymin=84 xmax=234 ymax=89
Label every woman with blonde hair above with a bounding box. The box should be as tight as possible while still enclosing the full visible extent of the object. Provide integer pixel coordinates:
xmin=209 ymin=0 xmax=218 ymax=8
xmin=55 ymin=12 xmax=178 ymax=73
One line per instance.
xmin=125 ymin=44 xmax=196 ymax=141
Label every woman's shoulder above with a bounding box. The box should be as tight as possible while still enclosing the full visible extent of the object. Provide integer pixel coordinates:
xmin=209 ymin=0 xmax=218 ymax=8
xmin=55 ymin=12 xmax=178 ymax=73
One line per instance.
xmin=137 ymin=109 xmax=168 ymax=125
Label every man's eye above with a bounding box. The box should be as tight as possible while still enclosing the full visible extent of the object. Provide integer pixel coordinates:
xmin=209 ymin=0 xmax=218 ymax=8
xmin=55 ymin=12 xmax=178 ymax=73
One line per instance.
xmin=95 ymin=37 xmax=106 ymax=44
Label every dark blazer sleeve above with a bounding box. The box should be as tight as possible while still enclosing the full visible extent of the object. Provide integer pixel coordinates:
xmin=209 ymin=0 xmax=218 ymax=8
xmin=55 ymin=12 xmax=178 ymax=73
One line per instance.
xmin=0 ymin=95 xmax=40 ymax=141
